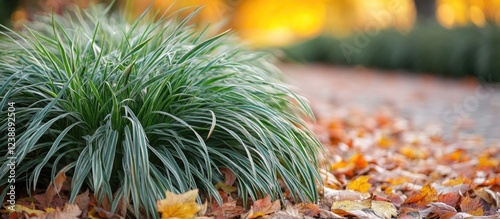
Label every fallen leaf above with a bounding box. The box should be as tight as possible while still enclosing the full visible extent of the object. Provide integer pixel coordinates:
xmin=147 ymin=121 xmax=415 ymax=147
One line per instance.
xmin=346 ymin=175 xmax=372 ymax=193
xmin=220 ymin=167 xmax=237 ymax=186
xmin=437 ymin=192 xmax=460 ymax=207
xmin=331 ymin=198 xmax=371 ymax=212
xmin=295 ymin=203 xmax=321 ymax=217
xmin=251 ymin=195 xmax=281 ymax=216
xmin=323 ymin=187 xmax=366 ymax=206
xmin=460 ymin=196 xmax=484 ymax=216
xmin=45 ymin=168 xmax=68 ymax=207
xmin=156 ymin=189 xmax=201 ymax=219
xmin=419 ymin=202 xmax=456 ymax=219
xmin=371 ymin=200 xmax=397 ymax=219
xmin=39 ymin=204 xmax=82 ymax=219
xmin=397 ymin=207 xmax=421 ymax=219
xmin=73 ymin=190 xmax=90 ymax=211
xmin=319 ymin=168 xmax=342 ymax=189
xmin=11 ymin=204 xmax=46 ymax=216
xmin=214 ymin=182 xmax=237 ymax=194
xmin=403 ymin=184 xmax=437 ymax=209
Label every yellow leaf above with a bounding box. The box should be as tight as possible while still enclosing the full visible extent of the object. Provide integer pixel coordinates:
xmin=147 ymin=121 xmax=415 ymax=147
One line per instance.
xmin=13 ymin=204 xmax=45 ymax=215
xmin=346 ymin=175 xmax=372 ymax=193
xmin=157 ymin=189 xmax=201 ymax=219
xmin=249 ymin=211 xmax=266 ymax=219
xmin=214 ymin=182 xmax=237 ymax=194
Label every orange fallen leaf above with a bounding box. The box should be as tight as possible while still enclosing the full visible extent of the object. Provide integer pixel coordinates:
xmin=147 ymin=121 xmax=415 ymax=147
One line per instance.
xmin=156 ymin=189 xmax=201 ymax=219
xmin=442 ymin=149 xmax=470 ymax=163
xmin=346 ymin=175 xmax=372 ymax=193
xmin=403 ymin=184 xmax=437 ymax=209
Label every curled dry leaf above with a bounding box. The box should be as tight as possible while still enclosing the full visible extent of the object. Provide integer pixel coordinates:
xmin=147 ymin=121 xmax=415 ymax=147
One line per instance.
xmin=45 ymin=169 xmax=68 ymax=207
xmin=319 ymin=168 xmax=342 ymax=189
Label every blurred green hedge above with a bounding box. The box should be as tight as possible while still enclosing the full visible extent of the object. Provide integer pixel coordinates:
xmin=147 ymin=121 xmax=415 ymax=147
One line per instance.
xmin=283 ymin=23 xmax=500 ymax=82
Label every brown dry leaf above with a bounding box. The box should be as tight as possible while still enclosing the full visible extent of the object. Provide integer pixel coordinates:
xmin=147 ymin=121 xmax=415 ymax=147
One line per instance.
xmin=403 ymin=184 xmax=437 ymax=209
xmin=420 ymin=202 xmax=456 ymax=219
xmin=45 ymin=169 xmax=68 ymax=207
xmin=397 ymin=207 xmax=421 ymax=219
xmin=460 ymin=196 xmax=484 ymax=216
xmin=251 ymin=195 xmax=281 ymax=216
xmin=208 ymin=196 xmax=245 ymax=217
xmin=220 ymin=167 xmax=237 ymax=186
xmin=295 ymin=203 xmax=321 ymax=217
xmin=73 ymin=189 xmax=90 ymax=211
xmin=156 ymin=189 xmax=201 ymax=219
xmin=346 ymin=175 xmax=372 ymax=193
xmin=40 ymin=204 xmax=82 ymax=219
xmin=475 ymin=188 xmax=500 ymax=209
xmin=437 ymin=192 xmax=460 ymax=207
xmin=93 ymin=206 xmax=121 ymax=218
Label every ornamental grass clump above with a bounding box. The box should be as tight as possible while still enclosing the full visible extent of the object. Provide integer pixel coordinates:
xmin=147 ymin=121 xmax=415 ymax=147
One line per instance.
xmin=0 ymin=5 xmax=321 ymax=217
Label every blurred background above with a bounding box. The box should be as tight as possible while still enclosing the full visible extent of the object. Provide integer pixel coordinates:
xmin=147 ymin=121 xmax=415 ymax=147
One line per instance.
xmin=2 ymin=0 xmax=500 ymax=81
xmin=1 ymin=0 xmax=499 ymax=141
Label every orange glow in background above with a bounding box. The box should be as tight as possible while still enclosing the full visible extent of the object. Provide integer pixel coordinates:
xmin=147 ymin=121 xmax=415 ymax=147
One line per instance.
xmin=10 ymin=0 xmax=500 ymax=46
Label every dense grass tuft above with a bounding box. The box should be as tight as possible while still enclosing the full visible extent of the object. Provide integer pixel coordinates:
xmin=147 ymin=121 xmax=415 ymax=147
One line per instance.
xmin=0 ymin=5 xmax=322 ymax=217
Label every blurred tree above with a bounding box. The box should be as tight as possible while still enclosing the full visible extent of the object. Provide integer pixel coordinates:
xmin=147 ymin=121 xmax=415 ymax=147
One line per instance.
xmin=414 ymin=0 xmax=436 ymax=21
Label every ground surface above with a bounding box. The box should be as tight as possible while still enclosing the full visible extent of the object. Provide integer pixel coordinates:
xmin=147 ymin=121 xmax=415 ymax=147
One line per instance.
xmin=281 ymin=63 xmax=500 ymax=144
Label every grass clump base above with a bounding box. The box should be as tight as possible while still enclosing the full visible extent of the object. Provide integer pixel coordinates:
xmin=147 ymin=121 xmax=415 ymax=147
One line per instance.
xmin=0 ymin=5 xmax=321 ymax=218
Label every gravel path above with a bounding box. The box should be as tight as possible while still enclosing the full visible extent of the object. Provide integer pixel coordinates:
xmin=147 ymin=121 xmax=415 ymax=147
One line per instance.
xmin=281 ymin=63 xmax=500 ymax=144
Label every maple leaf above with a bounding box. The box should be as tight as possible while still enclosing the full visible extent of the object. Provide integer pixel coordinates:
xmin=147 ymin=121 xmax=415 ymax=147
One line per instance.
xmin=156 ymin=189 xmax=201 ymax=219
